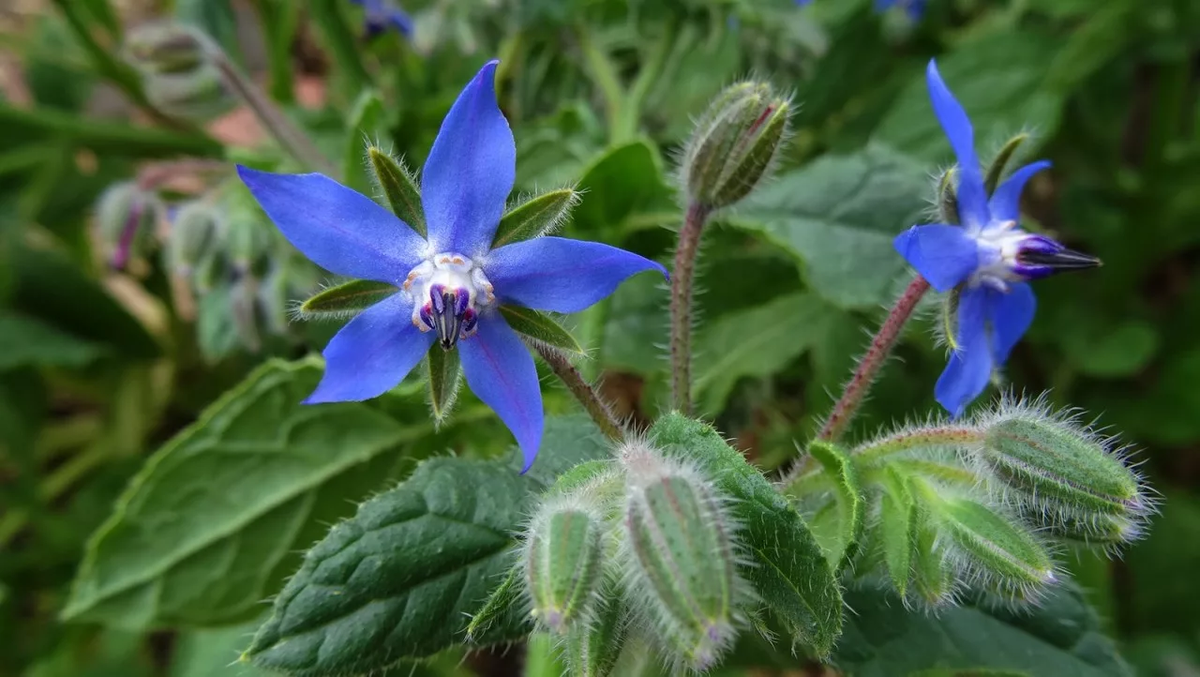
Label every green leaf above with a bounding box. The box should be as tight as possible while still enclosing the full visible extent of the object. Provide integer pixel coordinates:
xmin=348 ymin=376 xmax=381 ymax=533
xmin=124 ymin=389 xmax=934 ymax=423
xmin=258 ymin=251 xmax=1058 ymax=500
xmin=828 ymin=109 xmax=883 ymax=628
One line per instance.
xmin=693 ymin=292 xmax=831 ymax=414
xmin=735 ymin=145 xmax=930 ymax=309
xmin=0 ymin=311 xmax=104 ymax=371
xmin=572 ymin=140 xmax=673 ymax=235
xmin=298 ymin=279 xmax=399 ymax=321
xmin=499 ymin=305 xmax=585 ymax=355
xmin=367 ymin=147 xmax=426 ymax=237
xmin=11 ymin=244 xmax=160 ymax=360
xmin=245 ymin=415 xmax=612 ymax=674
xmin=425 ymin=344 xmax=461 ymax=426
xmin=62 ymin=359 xmax=422 ymax=628
xmin=172 ymin=619 xmax=275 ymax=677
xmin=805 ymin=441 xmax=864 ymax=571
xmin=1064 ymin=320 xmax=1159 ymax=378
xmin=874 ymin=29 xmax=1064 ymax=163
xmin=493 ymin=188 xmax=580 ymax=248
xmin=647 ymin=414 xmax=843 ymax=657
xmin=836 ymin=583 xmax=1131 ymax=677
xmin=343 ymin=91 xmax=389 ymax=193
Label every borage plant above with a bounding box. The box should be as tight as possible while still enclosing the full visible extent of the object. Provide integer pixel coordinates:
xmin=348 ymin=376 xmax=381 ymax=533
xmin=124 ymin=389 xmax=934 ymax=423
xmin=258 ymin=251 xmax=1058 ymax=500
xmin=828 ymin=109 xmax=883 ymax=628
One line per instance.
xmin=63 ymin=29 xmax=1153 ymax=677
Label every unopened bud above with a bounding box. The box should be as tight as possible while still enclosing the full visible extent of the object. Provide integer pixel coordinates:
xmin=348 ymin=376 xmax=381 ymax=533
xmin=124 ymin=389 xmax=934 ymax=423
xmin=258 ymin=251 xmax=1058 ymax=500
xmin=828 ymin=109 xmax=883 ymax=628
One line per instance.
xmin=680 ymin=81 xmax=790 ymax=210
xmin=145 ymin=66 xmax=235 ymax=121
xmin=97 ymin=182 xmax=161 ymax=269
xmin=225 ymin=216 xmax=275 ymax=276
xmin=124 ymin=23 xmax=209 ymax=75
xmin=167 ymin=201 xmax=222 ymax=276
xmin=524 ymin=496 xmax=606 ymax=633
xmin=564 ymin=580 xmax=626 ymax=677
xmin=981 ymin=417 xmax=1148 ymax=538
xmin=621 ymin=445 xmax=740 ymax=671
xmin=931 ymin=493 xmax=1056 ymax=603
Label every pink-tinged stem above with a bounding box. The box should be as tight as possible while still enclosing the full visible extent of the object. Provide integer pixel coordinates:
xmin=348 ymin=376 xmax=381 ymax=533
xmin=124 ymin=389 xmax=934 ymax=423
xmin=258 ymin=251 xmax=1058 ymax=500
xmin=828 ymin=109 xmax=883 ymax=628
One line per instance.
xmin=817 ymin=275 xmax=931 ymax=442
xmin=533 ymin=343 xmax=624 ymax=443
xmin=670 ymin=202 xmax=711 ymax=414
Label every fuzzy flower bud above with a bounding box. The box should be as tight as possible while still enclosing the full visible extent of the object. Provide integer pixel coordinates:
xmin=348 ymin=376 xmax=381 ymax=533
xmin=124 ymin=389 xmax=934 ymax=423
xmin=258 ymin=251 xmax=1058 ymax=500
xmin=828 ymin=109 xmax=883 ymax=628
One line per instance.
xmin=679 ymin=81 xmax=790 ymax=210
xmin=166 ymin=201 xmax=222 ymax=277
xmin=564 ymin=581 xmax=626 ymax=677
xmin=524 ymin=494 xmax=606 ymax=633
xmin=979 ymin=415 xmax=1150 ymax=545
xmin=620 ymin=442 xmax=740 ymax=671
xmin=124 ymin=23 xmax=209 ymax=75
xmin=96 ymin=182 xmax=161 ymax=269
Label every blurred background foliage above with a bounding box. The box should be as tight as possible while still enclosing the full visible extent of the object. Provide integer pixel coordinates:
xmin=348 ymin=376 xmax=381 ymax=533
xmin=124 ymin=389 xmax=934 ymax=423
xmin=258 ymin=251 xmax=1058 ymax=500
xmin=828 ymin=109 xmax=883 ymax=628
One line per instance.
xmin=0 ymin=0 xmax=1197 ymax=675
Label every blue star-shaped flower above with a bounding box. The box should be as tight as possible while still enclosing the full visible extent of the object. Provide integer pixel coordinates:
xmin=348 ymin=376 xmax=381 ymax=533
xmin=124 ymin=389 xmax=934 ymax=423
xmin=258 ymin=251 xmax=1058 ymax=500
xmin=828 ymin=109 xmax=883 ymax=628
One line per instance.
xmin=894 ymin=60 xmax=1098 ymax=418
xmin=349 ymin=0 xmax=413 ymax=38
xmin=876 ymin=0 xmax=925 ymax=20
xmin=237 ymin=61 xmax=666 ymax=471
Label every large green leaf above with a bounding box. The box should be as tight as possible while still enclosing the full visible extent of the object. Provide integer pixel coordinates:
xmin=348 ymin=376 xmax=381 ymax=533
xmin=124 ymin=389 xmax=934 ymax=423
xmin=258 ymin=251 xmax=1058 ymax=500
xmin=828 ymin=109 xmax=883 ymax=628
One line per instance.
xmin=62 ymin=359 xmax=420 ymax=628
xmin=243 ymin=415 xmax=612 ymax=675
xmin=874 ymin=29 xmax=1064 ymax=163
xmin=735 ymin=145 xmax=929 ymax=309
xmin=571 ymin=140 xmax=673 ymax=235
xmin=693 ymin=292 xmax=831 ymax=414
xmin=836 ymin=583 xmax=1131 ymax=677
xmin=647 ymin=414 xmax=843 ymax=657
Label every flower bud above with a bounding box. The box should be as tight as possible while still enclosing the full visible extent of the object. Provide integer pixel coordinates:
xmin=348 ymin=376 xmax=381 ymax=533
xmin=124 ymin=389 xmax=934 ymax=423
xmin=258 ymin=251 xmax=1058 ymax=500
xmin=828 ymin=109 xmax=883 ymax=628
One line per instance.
xmin=621 ymin=444 xmax=740 ymax=671
xmin=564 ymin=580 xmax=626 ymax=677
xmin=524 ymin=495 xmax=606 ymax=633
xmin=145 ymin=66 xmax=235 ymax=121
xmin=980 ymin=417 xmax=1149 ymax=539
xmin=680 ymin=81 xmax=791 ymax=210
xmin=124 ymin=23 xmax=209 ymax=75
xmin=166 ymin=201 xmax=222 ymax=277
xmin=96 ymin=182 xmax=161 ymax=269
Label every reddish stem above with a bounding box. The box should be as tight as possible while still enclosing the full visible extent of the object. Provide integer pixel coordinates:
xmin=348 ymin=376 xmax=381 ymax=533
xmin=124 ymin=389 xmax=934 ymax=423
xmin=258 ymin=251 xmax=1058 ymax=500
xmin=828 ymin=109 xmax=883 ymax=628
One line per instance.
xmin=817 ymin=275 xmax=931 ymax=442
xmin=669 ymin=202 xmax=711 ymax=414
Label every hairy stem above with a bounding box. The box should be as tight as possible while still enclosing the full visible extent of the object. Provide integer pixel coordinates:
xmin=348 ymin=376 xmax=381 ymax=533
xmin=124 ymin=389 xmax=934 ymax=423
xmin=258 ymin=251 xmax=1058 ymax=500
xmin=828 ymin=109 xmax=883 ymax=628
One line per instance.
xmin=535 ymin=345 xmax=624 ymax=442
xmin=854 ymin=425 xmax=983 ymax=464
xmin=817 ymin=275 xmax=930 ymax=442
xmin=204 ymin=41 xmax=335 ymax=175
xmin=669 ymin=202 xmax=711 ymax=414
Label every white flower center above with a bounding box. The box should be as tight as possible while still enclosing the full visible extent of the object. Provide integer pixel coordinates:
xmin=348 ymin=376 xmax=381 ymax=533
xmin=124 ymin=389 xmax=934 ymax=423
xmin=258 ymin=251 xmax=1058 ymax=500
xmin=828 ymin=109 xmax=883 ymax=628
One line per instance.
xmin=968 ymin=220 xmax=1027 ymax=291
xmin=402 ymin=252 xmax=495 ymax=348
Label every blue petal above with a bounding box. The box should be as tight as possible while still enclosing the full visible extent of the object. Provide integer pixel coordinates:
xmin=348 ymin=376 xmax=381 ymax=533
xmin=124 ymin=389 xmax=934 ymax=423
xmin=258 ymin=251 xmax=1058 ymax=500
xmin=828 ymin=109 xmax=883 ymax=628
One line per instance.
xmin=305 ymin=294 xmax=434 ymax=404
xmin=926 ymin=61 xmax=989 ymax=229
xmin=893 ymin=224 xmax=979 ymax=293
xmin=422 ymin=60 xmax=515 ymax=257
xmin=459 ymin=315 xmax=544 ymax=472
xmin=988 ymin=160 xmax=1051 ymax=224
xmin=935 ymin=285 xmax=992 ymax=418
xmin=985 ymin=282 xmax=1036 ymax=366
xmin=237 ymin=167 xmax=424 ymax=283
xmin=485 ymin=237 xmax=667 ymax=314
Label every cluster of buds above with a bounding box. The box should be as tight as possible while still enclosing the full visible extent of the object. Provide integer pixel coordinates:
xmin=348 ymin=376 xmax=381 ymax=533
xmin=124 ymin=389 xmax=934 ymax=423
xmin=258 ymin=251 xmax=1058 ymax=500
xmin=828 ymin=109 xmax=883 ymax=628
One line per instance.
xmin=516 ymin=441 xmax=749 ymax=674
xmin=798 ymin=396 xmax=1153 ymax=611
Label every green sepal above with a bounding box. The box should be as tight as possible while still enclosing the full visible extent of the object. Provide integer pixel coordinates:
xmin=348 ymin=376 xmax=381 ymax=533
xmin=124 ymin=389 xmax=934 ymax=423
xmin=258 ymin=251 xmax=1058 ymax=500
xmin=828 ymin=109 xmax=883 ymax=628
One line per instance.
xmin=647 ymin=414 xmax=843 ymax=657
xmin=565 ymin=578 xmax=627 ymax=677
xmin=984 ymin=133 xmax=1030 ymax=197
xmin=493 ymin=188 xmax=579 ymax=249
xmin=876 ymin=467 xmax=917 ymax=598
xmin=367 ymin=147 xmax=426 ymax=237
xmin=941 ymin=287 xmax=961 ymax=350
xmin=807 ymin=440 xmax=864 ymax=571
xmin=425 ymin=344 xmax=461 ymax=427
xmin=465 ymin=563 xmax=528 ymax=642
xmin=499 ymin=305 xmax=585 ymax=355
xmin=937 ymin=165 xmax=960 ymax=225
xmin=344 ymin=90 xmax=388 ymax=193
xmin=911 ymin=496 xmax=955 ymax=607
xmin=297 ymin=279 xmax=398 ymax=320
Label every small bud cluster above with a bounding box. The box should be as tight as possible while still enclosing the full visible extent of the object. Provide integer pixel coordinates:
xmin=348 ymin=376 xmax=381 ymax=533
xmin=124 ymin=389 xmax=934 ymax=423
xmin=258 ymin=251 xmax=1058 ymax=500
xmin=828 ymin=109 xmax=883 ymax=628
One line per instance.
xmin=796 ymin=395 xmax=1153 ymax=611
xmin=515 ymin=440 xmax=749 ymax=675
xmin=93 ymin=175 xmax=320 ymax=358
xmin=678 ymin=81 xmax=791 ymax=210
xmin=123 ymin=23 xmax=234 ymax=121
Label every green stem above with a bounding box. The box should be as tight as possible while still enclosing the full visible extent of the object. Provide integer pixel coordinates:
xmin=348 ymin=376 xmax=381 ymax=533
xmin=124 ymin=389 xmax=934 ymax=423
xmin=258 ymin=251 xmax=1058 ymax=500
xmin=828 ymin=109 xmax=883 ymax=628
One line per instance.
xmin=204 ymin=40 xmax=336 ymax=175
xmin=853 ymin=424 xmax=984 ymax=465
xmin=0 ymin=104 xmax=222 ymax=157
xmin=669 ymin=203 xmax=711 ymax=414
xmin=576 ymin=28 xmax=627 ymax=143
xmin=534 ymin=344 xmax=624 ymax=443
xmin=817 ymin=275 xmax=930 ymax=442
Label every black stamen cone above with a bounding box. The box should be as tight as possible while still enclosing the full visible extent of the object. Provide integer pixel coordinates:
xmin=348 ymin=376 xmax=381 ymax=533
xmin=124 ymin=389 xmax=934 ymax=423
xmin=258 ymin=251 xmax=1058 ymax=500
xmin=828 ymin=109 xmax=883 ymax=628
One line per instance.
xmin=434 ymin=290 xmax=463 ymax=350
xmin=1020 ymin=247 xmax=1102 ymax=271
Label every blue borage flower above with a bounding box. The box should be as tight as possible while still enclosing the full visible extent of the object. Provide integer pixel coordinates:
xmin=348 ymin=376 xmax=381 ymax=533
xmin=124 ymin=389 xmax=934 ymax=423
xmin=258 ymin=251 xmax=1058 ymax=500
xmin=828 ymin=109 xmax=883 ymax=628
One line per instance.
xmin=237 ymin=61 xmax=666 ymax=471
xmin=894 ymin=61 xmax=1098 ymax=418
xmin=349 ymin=0 xmax=413 ymax=38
